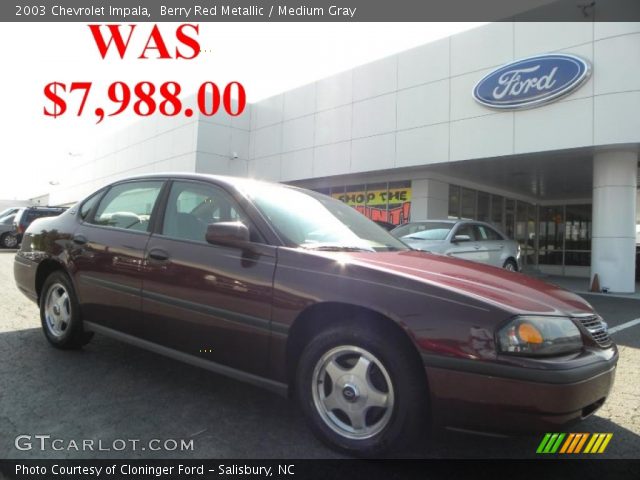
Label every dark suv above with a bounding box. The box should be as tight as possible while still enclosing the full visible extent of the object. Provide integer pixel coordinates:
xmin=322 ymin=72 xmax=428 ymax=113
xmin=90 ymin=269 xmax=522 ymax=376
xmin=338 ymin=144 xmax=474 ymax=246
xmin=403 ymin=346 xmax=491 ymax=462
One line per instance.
xmin=13 ymin=207 xmax=67 ymax=245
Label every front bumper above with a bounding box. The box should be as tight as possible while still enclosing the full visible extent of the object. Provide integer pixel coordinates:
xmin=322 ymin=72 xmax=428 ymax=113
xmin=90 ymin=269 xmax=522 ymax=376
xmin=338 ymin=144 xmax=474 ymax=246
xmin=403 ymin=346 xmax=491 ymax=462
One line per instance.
xmin=424 ymin=350 xmax=617 ymax=434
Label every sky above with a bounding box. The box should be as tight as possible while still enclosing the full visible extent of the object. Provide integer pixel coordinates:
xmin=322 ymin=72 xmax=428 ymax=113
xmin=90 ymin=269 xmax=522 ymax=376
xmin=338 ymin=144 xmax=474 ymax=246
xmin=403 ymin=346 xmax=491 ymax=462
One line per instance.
xmin=0 ymin=22 xmax=485 ymax=201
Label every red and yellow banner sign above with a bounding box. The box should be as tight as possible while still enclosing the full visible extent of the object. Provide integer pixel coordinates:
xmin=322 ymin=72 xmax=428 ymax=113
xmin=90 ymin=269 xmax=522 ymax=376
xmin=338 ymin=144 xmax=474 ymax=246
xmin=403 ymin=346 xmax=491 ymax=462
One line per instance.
xmin=332 ymin=188 xmax=411 ymax=207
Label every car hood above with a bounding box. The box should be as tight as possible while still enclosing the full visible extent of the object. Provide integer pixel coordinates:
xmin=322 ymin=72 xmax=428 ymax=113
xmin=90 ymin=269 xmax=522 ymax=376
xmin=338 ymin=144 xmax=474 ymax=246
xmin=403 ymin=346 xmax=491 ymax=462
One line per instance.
xmin=343 ymin=250 xmax=593 ymax=315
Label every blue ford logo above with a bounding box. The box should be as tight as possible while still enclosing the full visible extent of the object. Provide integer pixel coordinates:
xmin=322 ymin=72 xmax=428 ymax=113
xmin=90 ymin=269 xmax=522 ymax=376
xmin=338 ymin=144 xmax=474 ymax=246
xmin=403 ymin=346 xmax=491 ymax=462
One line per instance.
xmin=473 ymin=54 xmax=591 ymax=110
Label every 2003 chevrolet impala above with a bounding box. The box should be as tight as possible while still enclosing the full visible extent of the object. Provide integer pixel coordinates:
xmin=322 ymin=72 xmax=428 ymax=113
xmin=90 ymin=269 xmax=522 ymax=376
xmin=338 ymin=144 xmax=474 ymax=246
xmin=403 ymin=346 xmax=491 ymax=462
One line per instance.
xmin=14 ymin=174 xmax=617 ymax=455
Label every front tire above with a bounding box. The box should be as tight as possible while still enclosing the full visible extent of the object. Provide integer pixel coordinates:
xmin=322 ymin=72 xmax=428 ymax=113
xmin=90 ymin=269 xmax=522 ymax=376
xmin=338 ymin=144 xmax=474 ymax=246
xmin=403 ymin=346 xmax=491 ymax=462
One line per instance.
xmin=503 ymin=258 xmax=518 ymax=272
xmin=40 ymin=271 xmax=93 ymax=349
xmin=296 ymin=325 xmax=428 ymax=456
xmin=1 ymin=233 xmax=17 ymax=249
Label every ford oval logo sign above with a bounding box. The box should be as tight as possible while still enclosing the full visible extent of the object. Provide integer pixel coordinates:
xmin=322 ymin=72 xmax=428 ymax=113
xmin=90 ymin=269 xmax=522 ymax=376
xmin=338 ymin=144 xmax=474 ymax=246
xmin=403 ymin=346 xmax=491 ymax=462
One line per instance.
xmin=473 ymin=54 xmax=591 ymax=110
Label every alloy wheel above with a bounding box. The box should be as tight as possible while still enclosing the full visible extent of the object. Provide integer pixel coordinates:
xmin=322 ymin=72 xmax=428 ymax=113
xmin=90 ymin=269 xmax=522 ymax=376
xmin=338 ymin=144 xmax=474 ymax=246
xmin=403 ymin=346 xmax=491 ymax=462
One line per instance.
xmin=2 ymin=235 xmax=17 ymax=248
xmin=44 ymin=283 xmax=72 ymax=337
xmin=312 ymin=345 xmax=394 ymax=440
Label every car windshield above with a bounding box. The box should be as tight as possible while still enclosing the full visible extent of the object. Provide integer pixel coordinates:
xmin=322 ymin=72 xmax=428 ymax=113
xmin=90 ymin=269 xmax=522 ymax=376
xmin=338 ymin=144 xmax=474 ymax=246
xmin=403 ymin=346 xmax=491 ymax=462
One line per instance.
xmin=0 ymin=214 xmax=15 ymax=225
xmin=393 ymin=222 xmax=453 ymax=241
xmin=0 ymin=208 xmax=16 ymax=219
xmin=245 ymin=183 xmax=408 ymax=252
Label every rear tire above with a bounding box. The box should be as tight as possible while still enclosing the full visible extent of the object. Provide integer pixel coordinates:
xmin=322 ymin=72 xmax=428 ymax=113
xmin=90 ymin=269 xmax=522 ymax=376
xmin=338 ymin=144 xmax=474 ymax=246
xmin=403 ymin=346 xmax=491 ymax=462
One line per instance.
xmin=296 ymin=324 xmax=428 ymax=456
xmin=40 ymin=271 xmax=93 ymax=349
xmin=503 ymin=258 xmax=518 ymax=272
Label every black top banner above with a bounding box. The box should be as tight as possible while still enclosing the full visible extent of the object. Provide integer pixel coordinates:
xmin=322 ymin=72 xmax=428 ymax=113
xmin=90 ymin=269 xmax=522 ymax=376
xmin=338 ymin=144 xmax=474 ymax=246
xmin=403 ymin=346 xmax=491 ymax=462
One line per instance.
xmin=2 ymin=0 xmax=640 ymax=22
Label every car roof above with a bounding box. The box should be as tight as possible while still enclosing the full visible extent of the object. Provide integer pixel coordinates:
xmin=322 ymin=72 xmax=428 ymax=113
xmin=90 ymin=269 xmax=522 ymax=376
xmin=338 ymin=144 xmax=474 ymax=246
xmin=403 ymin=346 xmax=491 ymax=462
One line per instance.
xmin=111 ymin=172 xmax=287 ymax=190
xmin=23 ymin=206 xmax=66 ymax=212
xmin=401 ymin=219 xmax=459 ymax=225
xmin=404 ymin=219 xmax=495 ymax=226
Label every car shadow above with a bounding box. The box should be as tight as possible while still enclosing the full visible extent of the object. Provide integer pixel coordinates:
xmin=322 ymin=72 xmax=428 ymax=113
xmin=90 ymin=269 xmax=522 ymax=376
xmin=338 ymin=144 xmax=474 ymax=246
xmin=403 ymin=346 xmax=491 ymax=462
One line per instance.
xmin=0 ymin=327 xmax=638 ymax=459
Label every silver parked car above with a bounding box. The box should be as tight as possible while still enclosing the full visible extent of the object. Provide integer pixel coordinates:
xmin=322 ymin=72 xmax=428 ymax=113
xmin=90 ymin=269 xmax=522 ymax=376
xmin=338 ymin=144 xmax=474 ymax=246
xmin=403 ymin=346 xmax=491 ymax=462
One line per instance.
xmin=0 ymin=207 xmax=20 ymax=219
xmin=0 ymin=214 xmax=18 ymax=248
xmin=391 ymin=220 xmax=521 ymax=271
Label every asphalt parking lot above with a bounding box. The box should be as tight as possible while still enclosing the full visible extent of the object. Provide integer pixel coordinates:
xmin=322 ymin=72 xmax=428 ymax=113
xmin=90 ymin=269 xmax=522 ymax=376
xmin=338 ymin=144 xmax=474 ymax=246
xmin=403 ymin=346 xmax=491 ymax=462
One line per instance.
xmin=0 ymin=249 xmax=638 ymax=459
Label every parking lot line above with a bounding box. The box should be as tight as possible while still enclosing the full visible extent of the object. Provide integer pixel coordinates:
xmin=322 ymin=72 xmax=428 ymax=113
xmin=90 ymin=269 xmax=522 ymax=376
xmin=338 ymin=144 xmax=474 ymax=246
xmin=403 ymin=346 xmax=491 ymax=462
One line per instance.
xmin=608 ymin=318 xmax=640 ymax=335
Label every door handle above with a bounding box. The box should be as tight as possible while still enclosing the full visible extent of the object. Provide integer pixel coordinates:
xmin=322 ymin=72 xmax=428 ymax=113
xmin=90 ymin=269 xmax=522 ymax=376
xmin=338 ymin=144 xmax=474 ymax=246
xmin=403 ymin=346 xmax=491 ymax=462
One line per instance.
xmin=72 ymin=234 xmax=87 ymax=245
xmin=148 ymin=248 xmax=170 ymax=262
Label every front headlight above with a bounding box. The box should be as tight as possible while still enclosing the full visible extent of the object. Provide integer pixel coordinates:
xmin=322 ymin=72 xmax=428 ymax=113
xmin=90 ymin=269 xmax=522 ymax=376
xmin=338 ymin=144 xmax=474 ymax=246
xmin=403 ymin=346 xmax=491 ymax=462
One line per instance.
xmin=497 ymin=316 xmax=583 ymax=357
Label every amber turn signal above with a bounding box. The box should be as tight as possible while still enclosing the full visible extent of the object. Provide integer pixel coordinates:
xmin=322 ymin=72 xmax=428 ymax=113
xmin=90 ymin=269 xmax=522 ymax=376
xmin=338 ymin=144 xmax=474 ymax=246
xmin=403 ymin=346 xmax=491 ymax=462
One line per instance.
xmin=518 ymin=323 xmax=544 ymax=344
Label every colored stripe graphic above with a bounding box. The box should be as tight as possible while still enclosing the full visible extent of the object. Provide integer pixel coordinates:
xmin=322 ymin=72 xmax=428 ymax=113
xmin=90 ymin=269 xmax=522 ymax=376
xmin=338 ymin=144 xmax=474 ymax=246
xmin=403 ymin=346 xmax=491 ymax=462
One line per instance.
xmin=536 ymin=433 xmax=565 ymax=453
xmin=585 ymin=433 xmax=613 ymax=453
xmin=559 ymin=433 xmax=575 ymax=453
xmin=550 ymin=433 xmax=565 ymax=453
xmin=574 ymin=433 xmax=589 ymax=453
xmin=538 ymin=433 xmax=613 ymax=454
xmin=536 ymin=433 xmax=552 ymax=453
xmin=597 ymin=433 xmax=613 ymax=453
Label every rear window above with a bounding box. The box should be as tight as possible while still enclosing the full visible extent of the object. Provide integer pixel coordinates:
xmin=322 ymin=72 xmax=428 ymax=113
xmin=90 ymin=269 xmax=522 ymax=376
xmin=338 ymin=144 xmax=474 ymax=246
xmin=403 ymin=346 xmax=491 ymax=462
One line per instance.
xmin=26 ymin=210 xmax=63 ymax=222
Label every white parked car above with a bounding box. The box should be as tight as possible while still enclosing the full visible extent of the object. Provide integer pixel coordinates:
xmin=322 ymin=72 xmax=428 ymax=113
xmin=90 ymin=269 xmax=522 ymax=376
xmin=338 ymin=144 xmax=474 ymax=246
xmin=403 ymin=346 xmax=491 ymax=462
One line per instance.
xmin=391 ymin=220 xmax=522 ymax=271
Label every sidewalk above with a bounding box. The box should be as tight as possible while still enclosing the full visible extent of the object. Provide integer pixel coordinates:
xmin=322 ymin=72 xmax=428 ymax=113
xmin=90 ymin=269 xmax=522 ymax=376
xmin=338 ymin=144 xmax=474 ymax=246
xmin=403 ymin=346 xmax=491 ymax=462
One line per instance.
xmin=524 ymin=271 xmax=640 ymax=300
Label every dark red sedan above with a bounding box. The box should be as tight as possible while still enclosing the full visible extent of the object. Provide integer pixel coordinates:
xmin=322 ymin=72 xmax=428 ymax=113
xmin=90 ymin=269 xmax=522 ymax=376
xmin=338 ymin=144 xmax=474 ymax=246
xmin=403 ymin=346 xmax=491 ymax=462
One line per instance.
xmin=14 ymin=173 xmax=617 ymax=456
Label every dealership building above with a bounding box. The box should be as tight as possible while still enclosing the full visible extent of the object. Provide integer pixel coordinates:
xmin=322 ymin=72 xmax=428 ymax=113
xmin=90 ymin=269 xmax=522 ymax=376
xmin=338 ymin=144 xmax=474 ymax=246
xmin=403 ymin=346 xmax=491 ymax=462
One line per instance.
xmin=50 ymin=22 xmax=640 ymax=292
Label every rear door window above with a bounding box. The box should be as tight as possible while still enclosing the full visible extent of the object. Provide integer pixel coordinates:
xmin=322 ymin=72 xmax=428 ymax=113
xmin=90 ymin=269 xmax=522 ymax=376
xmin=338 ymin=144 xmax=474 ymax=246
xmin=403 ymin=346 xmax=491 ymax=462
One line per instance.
xmin=454 ymin=224 xmax=476 ymax=241
xmin=91 ymin=181 xmax=163 ymax=232
xmin=475 ymin=224 xmax=503 ymax=241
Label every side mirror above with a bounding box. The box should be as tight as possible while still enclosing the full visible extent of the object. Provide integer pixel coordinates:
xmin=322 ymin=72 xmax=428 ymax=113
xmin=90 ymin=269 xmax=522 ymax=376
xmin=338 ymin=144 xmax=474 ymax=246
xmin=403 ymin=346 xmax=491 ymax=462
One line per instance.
xmin=452 ymin=234 xmax=471 ymax=243
xmin=205 ymin=221 xmax=250 ymax=247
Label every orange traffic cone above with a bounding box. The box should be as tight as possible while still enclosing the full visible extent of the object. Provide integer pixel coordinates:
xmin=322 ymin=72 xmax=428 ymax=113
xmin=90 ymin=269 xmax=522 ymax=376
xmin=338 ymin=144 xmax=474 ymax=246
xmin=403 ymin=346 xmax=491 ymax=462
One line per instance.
xmin=590 ymin=274 xmax=600 ymax=293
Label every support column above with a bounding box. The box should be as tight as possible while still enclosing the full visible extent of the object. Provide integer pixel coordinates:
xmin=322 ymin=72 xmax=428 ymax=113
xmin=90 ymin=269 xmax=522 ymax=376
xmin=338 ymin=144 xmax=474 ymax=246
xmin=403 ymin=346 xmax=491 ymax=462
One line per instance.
xmin=410 ymin=179 xmax=449 ymax=220
xmin=591 ymin=150 xmax=638 ymax=293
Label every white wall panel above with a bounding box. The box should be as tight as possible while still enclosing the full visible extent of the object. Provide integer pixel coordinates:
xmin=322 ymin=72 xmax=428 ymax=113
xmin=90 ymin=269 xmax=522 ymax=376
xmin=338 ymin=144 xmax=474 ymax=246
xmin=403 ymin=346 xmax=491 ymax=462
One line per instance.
xmin=353 ymin=56 xmax=397 ymax=101
xmin=398 ymin=38 xmax=449 ymax=89
xmin=352 ymin=94 xmax=396 ymax=139
xmin=351 ymin=133 xmax=395 ymax=173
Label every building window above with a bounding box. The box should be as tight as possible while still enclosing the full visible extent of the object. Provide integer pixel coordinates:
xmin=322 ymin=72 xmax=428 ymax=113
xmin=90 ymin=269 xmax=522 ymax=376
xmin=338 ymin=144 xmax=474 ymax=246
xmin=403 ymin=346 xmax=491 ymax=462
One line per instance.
xmin=460 ymin=188 xmax=476 ymax=220
xmin=448 ymin=185 xmax=460 ymax=219
xmin=538 ymin=206 xmax=564 ymax=266
xmin=565 ymin=204 xmax=592 ymax=266
xmin=491 ymin=195 xmax=504 ymax=231
xmin=446 ymin=183 xmax=593 ymax=272
xmin=477 ymin=192 xmax=490 ymax=222
xmin=514 ymin=201 xmax=536 ymax=266
xmin=505 ymin=199 xmax=516 ymax=239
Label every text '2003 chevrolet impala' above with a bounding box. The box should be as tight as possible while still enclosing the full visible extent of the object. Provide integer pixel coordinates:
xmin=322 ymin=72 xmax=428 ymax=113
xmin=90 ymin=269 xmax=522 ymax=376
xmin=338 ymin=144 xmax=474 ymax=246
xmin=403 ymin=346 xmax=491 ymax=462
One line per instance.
xmin=14 ymin=174 xmax=617 ymax=455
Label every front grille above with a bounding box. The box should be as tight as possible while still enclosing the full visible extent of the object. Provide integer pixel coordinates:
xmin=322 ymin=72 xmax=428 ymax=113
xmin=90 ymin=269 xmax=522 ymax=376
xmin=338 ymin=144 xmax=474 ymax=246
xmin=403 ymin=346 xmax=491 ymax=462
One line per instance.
xmin=574 ymin=315 xmax=612 ymax=348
